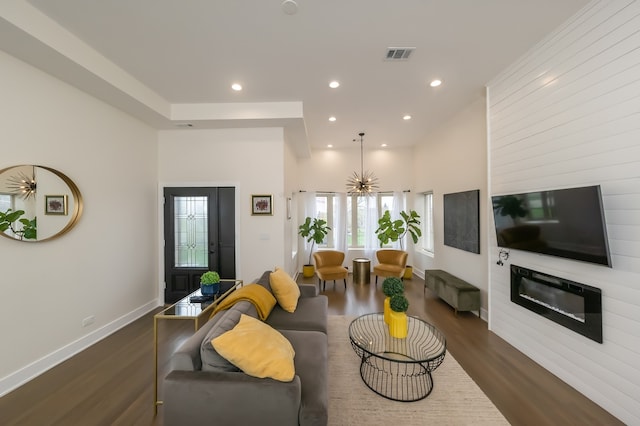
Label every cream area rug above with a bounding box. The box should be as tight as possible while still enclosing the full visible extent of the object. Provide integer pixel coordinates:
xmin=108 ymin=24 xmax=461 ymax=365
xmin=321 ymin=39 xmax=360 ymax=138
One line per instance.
xmin=327 ymin=315 xmax=510 ymax=425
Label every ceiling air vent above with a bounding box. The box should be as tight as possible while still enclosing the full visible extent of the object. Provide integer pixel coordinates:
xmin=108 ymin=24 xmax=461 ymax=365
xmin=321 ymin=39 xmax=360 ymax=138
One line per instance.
xmin=384 ymin=47 xmax=415 ymax=61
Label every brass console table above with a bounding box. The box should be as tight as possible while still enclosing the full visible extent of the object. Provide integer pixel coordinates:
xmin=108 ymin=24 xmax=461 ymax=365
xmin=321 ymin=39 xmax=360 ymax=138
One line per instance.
xmin=153 ymin=279 xmax=243 ymax=413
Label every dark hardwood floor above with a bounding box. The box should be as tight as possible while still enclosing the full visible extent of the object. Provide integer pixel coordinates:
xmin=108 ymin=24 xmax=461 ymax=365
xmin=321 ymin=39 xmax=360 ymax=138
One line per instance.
xmin=0 ymin=274 xmax=622 ymax=425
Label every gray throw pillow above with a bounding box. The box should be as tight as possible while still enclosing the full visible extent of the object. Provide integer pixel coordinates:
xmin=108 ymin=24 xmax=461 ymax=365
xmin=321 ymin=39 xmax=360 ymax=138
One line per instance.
xmin=200 ymin=301 xmax=259 ymax=372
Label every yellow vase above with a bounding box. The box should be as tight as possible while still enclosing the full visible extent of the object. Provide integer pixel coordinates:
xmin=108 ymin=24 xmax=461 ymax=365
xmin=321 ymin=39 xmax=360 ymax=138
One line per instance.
xmin=403 ymin=265 xmax=413 ymax=279
xmin=388 ymin=310 xmax=408 ymax=338
xmin=383 ymin=297 xmax=391 ymax=324
xmin=302 ymin=265 xmax=315 ymax=278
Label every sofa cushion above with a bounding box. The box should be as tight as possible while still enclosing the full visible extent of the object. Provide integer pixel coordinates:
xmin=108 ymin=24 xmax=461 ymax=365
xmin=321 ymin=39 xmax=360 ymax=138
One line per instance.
xmin=200 ymin=301 xmax=258 ymax=372
xmin=212 ymin=314 xmax=296 ymax=382
xmin=281 ymin=329 xmax=328 ymax=426
xmin=269 ymin=267 xmax=301 ymax=313
xmin=266 ymin=294 xmax=328 ymax=334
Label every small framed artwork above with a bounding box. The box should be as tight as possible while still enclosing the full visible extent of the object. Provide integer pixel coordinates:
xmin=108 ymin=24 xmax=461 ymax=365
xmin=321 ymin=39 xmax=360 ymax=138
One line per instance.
xmin=252 ymin=194 xmax=273 ymax=215
xmin=45 ymin=195 xmax=68 ymax=215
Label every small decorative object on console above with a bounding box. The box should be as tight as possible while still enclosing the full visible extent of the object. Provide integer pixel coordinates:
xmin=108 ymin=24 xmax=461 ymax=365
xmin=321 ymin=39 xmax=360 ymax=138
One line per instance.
xmin=200 ymin=271 xmax=221 ymax=296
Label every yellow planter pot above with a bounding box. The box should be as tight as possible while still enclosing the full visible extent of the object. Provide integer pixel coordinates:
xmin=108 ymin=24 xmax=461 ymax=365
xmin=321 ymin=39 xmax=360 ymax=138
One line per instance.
xmin=403 ymin=265 xmax=413 ymax=279
xmin=383 ymin=297 xmax=391 ymax=324
xmin=388 ymin=310 xmax=408 ymax=338
xmin=302 ymin=265 xmax=315 ymax=278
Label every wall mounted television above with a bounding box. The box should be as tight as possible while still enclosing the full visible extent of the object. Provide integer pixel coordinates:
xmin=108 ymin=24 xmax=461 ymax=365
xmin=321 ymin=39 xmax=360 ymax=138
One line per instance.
xmin=491 ymin=185 xmax=611 ymax=267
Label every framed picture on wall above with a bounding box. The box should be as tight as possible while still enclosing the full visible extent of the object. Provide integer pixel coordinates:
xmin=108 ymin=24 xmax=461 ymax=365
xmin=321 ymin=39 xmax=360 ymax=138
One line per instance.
xmin=443 ymin=189 xmax=480 ymax=254
xmin=251 ymin=194 xmax=273 ymax=215
xmin=45 ymin=195 xmax=68 ymax=215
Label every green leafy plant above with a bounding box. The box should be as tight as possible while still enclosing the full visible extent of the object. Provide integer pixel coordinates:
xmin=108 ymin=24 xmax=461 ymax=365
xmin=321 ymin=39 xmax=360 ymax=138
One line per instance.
xmin=375 ymin=210 xmax=421 ymax=249
xmin=298 ymin=217 xmax=331 ymax=265
xmin=382 ymin=277 xmax=404 ymax=297
xmin=0 ymin=209 xmax=37 ymax=240
xmin=200 ymin=271 xmax=220 ymax=285
xmin=389 ymin=293 xmax=409 ymax=313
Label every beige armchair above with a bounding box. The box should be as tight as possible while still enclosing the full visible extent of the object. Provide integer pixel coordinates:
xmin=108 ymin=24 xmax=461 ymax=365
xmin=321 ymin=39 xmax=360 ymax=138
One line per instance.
xmin=313 ymin=250 xmax=348 ymax=291
xmin=373 ymin=249 xmax=408 ymax=285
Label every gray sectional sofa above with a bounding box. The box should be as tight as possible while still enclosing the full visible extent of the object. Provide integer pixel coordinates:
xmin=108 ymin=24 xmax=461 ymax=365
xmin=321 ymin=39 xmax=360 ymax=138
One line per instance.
xmin=163 ymin=270 xmax=329 ymax=426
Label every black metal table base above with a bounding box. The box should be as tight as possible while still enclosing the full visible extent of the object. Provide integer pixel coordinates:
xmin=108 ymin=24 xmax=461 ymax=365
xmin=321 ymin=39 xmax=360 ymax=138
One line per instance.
xmin=359 ymin=352 xmax=433 ymax=402
xmin=348 ymin=314 xmax=446 ymax=402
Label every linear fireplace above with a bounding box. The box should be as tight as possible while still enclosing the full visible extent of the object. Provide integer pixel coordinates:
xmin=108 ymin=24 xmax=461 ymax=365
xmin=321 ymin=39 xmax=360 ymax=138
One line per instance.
xmin=510 ymin=265 xmax=603 ymax=343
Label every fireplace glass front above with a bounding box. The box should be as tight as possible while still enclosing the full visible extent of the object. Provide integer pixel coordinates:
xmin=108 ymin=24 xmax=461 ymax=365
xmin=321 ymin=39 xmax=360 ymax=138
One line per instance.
xmin=510 ymin=265 xmax=602 ymax=343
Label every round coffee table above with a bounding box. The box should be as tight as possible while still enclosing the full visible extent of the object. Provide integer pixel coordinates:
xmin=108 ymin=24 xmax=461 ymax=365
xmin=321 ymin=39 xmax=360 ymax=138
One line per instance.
xmin=348 ymin=313 xmax=446 ymax=401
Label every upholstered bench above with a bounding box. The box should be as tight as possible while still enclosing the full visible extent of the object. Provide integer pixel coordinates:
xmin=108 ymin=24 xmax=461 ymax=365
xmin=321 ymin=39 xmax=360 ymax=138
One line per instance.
xmin=424 ymin=269 xmax=480 ymax=316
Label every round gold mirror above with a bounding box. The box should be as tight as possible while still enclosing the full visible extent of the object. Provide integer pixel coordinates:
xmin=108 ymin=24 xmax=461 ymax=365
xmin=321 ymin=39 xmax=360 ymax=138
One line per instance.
xmin=0 ymin=165 xmax=83 ymax=242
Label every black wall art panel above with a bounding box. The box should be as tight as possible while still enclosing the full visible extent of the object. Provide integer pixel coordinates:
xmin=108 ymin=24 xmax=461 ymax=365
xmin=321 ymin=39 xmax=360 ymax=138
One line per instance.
xmin=443 ymin=189 xmax=480 ymax=254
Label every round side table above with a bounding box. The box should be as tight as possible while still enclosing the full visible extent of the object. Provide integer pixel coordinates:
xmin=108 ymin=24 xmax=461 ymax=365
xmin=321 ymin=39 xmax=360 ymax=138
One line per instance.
xmin=353 ymin=258 xmax=371 ymax=285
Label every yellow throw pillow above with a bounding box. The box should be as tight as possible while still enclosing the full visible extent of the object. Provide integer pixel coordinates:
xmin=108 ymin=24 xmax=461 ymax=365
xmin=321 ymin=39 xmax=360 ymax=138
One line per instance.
xmin=212 ymin=314 xmax=295 ymax=382
xmin=269 ymin=267 xmax=301 ymax=313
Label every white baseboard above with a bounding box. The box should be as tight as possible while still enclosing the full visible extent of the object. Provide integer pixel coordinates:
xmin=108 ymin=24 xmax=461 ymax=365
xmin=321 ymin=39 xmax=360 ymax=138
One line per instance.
xmin=0 ymin=299 xmax=160 ymax=397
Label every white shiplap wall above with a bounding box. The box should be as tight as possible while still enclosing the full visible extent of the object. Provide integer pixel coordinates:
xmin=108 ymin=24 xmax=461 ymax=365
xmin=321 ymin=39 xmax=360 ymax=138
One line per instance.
xmin=487 ymin=1 xmax=640 ymax=424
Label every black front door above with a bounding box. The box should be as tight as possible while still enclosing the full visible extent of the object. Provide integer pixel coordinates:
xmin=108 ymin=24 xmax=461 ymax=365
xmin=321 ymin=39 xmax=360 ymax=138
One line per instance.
xmin=163 ymin=187 xmax=235 ymax=303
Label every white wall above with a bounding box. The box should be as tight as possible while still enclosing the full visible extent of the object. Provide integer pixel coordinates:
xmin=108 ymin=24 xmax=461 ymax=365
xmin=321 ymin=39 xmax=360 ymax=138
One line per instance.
xmin=283 ymin=136 xmax=299 ymax=275
xmin=412 ymin=97 xmax=489 ymax=314
xmin=298 ymin=146 xmax=414 ymax=194
xmin=157 ymin=128 xmax=287 ymax=283
xmin=0 ymin=51 xmax=159 ymax=395
xmin=487 ymin=1 xmax=640 ymax=423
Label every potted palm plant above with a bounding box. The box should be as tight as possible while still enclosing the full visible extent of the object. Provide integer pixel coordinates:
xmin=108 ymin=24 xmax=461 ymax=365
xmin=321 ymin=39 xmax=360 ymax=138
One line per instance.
xmin=200 ymin=271 xmax=221 ymax=297
xmin=381 ymin=277 xmax=404 ymax=324
xmin=388 ymin=293 xmax=409 ymax=338
xmin=375 ymin=209 xmax=421 ymax=278
xmin=298 ymin=217 xmax=331 ymax=278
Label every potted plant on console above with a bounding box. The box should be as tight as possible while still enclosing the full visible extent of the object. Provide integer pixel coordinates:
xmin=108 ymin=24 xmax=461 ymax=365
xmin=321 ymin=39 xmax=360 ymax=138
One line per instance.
xmin=388 ymin=293 xmax=409 ymax=338
xmin=200 ymin=271 xmax=221 ymax=297
xmin=375 ymin=209 xmax=421 ymax=279
xmin=298 ymin=216 xmax=331 ymax=278
xmin=382 ymin=277 xmax=404 ymax=325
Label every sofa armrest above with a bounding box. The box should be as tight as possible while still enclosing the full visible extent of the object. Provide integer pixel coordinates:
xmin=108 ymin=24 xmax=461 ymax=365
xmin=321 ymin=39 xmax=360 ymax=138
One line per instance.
xmin=163 ymin=370 xmax=302 ymax=426
xmin=299 ymin=283 xmax=318 ymax=298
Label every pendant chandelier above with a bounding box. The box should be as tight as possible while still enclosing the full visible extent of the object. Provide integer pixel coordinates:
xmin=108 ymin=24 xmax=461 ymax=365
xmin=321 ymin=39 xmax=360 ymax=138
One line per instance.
xmin=346 ymin=132 xmax=379 ymax=195
xmin=7 ymin=166 xmax=37 ymax=200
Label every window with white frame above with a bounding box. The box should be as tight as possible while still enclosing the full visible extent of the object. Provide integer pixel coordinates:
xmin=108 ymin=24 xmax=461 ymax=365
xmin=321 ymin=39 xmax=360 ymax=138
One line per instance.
xmin=422 ymin=192 xmax=434 ymax=253
xmin=314 ymin=193 xmax=334 ymax=247
xmin=0 ymin=193 xmax=12 ymax=213
xmin=316 ymin=192 xmax=394 ymax=248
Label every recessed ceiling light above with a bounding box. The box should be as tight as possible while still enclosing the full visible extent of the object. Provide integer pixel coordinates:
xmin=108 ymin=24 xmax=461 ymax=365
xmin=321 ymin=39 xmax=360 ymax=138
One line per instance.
xmin=231 ymin=83 xmax=243 ymax=91
xmin=329 ymin=116 xmax=337 ymax=122
xmin=403 ymin=115 xmax=412 ymax=120
xmin=329 ymin=81 xmax=340 ymax=89
xmin=430 ymin=79 xmax=442 ymax=87
xmin=327 ymin=144 xmax=333 ymax=148
xmin=381 ymin=143 xmax=388 ymax=148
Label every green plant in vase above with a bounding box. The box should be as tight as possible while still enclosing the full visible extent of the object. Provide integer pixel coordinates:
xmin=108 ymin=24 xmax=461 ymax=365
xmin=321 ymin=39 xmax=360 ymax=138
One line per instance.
xmin=200 ymin=271 xmax=221 ymax=297
xmin=375 ymin=209 xmax=421 ymax=279
xmin=388 ymin=293 xmax=409 ymax=338
xmin=381 ymin=277 xmax=404 ymax=324
xmin=298 ymin=217 xmax=331 ymax=278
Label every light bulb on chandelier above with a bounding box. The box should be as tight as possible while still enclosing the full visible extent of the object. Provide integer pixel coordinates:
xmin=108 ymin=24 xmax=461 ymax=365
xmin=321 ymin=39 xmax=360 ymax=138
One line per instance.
xmin=346 ymin=132 xmax=379 ymax=195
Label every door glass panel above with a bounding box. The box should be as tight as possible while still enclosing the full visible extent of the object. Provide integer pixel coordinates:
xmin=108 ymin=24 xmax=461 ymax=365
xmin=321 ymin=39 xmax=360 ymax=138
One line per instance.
xmin=174 ymin=196 xmax=208 ymax=267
